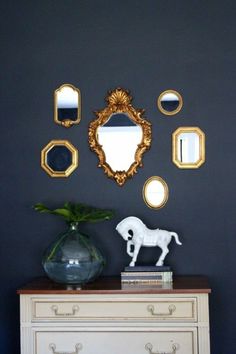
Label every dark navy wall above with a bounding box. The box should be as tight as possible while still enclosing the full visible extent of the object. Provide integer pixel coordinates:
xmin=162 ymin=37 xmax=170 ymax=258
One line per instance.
xmin=1 ymin=1 xmax=236 ymax=353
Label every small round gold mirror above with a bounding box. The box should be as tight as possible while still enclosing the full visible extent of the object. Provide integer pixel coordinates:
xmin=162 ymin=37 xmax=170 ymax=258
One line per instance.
xmin=143 ymin=176 xmax=169 ymax=209
xmin=157 ymin=90 xmax=183 ymax=115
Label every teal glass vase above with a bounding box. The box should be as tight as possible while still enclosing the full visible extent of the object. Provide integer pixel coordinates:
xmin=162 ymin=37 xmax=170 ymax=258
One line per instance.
xmin=42 ymin=222 xmax=105 ymax=284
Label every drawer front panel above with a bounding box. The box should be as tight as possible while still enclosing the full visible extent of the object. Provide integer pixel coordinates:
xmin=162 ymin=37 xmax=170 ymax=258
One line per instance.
xmin=32 ymin=298 xmax=197 ymax=322
xmin=35 ymin=329 xmax=197 ymax=354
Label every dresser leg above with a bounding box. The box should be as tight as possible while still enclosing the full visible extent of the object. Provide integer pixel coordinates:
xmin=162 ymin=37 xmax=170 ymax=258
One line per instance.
xmin=198 ymin=327 xmax=211 ymax=354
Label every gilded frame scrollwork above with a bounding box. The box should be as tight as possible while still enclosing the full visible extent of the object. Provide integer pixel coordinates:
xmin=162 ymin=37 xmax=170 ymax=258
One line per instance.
xmin=88 ymin=88 xmax=152 ymax=186
xmin=54 ymin=84 xmax=81 ymax=128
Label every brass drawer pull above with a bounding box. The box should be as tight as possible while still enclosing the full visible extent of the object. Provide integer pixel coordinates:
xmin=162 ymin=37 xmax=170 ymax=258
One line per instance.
xmin=147 ymin=304 xmax=176 ymax=316
xmin=145 ymin=342 xmax=180 ymax=354
xmin=51 ymin=305 xmax=79 ymax=316
xmin=49 ymin=343 xmax=82 ymax=354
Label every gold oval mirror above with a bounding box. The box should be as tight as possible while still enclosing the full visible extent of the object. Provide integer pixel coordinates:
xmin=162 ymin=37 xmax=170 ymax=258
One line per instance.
xmin=88 ymin=88 xmax=152 ymax=186
xmin=54 ymin=84 xmax=81 ymax=128
xmin=172 ymin=127 xmax=205 ymax=168
xmin=157 ymin=90 xmax=183 ymax=115
xmin=143 ymin=176 xmax=169 ymax=209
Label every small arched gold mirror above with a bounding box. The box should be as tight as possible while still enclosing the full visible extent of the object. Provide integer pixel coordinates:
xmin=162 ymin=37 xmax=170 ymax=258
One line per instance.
xmin=88 ymin=88 xmax=152 ymax=186
xmin=143 ymin=176 xmax=169 ymax=209
xmin=41 ymin=140 xmax=78 ymax=177
xmin=172 ymin=127 xmax=205 ymax=168
xmin=54 ymin=84 xmax=81 ymax=128
xmin=157 ymin=90 xmax=183 ymax=115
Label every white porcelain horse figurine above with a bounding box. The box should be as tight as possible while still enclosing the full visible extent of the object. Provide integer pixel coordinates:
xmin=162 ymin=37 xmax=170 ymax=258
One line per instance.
xmin=116 ymin=216 xmax=182 ymax=267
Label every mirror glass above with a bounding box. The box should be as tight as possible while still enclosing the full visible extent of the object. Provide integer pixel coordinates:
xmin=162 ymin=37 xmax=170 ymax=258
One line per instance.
xmin=41 ymin=140 xmax=78 ymax=177
xmin=143 ymin=176 xmax=169 ymax=209
xmin=97 ymin=113 xmax=142 ymax=171
xmin=88 ymin=88 xmax=152 ymax=186
xmin=158 ymin=90 xmax=183 ymax=115
xmin=47 ymin=146 xmax=73 ymax=172
xmin=172 ymin=127 xmax=205 ymax=168
xmin=54 ymin=84 xmax=81 ymax=127
xmin=177 ymin=132 xmax=200 ymax=164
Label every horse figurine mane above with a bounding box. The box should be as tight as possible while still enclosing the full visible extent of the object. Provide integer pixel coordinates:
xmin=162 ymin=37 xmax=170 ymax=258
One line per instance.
xmin=116 ymin=216 xmax=182 ymax=267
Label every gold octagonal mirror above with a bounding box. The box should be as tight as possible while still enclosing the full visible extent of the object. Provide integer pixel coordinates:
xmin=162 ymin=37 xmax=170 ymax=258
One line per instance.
xmin=88 ymin=88 xmax=152 ymax=186
xmin=172 ymin=127 xmax=205 ymax=168
xmin=41 ymin=140 xmax=78 ymax=177
xmin=54 ymin=84 xmax=81 ymax=128
xmin=143 ymin=176 xmax=169 ymax=209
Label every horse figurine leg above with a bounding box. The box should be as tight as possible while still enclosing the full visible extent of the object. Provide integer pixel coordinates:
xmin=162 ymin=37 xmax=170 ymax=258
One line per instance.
xmin=129 ymin=243 xmax=141 ymax=267
xmin=126 ymin=241 xmax=134 ymax=257
xmin=156 ymin=247 xmax=169 ymax=266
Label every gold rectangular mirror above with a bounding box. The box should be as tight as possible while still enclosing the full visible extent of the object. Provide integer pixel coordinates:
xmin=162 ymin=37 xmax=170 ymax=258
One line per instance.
xmin=172 ymin=127 xmax=205 ymax=168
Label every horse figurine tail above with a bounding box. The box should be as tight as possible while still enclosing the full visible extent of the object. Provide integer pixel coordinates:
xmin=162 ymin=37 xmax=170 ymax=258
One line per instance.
xmin=170 ymin=232 xmax=182 ymax=245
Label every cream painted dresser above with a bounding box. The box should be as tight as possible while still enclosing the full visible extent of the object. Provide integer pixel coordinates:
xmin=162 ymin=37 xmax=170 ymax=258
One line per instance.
xmin=18 ymin=276 xmax=211 ymax=354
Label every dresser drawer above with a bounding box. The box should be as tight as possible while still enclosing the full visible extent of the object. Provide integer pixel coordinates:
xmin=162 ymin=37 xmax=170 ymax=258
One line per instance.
xmin=32 ymin=297 xmax=197 ymax=322
xmin=35 ymin=329 xmax=197 ymax=354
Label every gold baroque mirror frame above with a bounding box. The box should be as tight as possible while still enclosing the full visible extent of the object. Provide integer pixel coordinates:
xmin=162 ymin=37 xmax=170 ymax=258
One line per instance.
xmin=143 ymin=176 xmax=169 ymax=209
xmin=41 ymin=140 xmax=78 ymax=177
xmin=172 ymin=126 xmax=205 ymax=168
xmin=88 ymin=88 xmax=152 ymax=186
xmin=54 ymin=84 xmax=81 ymax=128
xmin=157 ymin=89 xmax=183 ymax=116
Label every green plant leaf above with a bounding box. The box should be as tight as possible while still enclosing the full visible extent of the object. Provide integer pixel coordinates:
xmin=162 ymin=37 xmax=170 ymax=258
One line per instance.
xmin=52 ymin=208 xmax=73 ymax=220
xmin=34 ymin=203 xmax=52 ymax=213
xmin=34 ymin=202 xmax=114 ymax=224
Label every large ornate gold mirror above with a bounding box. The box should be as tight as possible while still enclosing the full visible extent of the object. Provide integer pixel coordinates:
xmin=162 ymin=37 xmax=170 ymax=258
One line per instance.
xmin=172 ymin=127 xmax=205 ymax=168
xmin=88 ymin=88 xmax=152 ymax=186
xmin=143 ymin=176 xmax=169 ymax=209
xmin=54 ymin=84 xmax=81 ymax=128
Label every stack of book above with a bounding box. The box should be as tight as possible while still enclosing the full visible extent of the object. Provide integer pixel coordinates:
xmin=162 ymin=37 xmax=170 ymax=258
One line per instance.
xmin=121 ymin=266 xmax=173 ymax=284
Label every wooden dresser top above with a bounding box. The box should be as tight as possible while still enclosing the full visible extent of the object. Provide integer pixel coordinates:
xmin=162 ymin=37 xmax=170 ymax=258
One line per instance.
xmin=17 ymin=276 xmax=211 ymax=295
